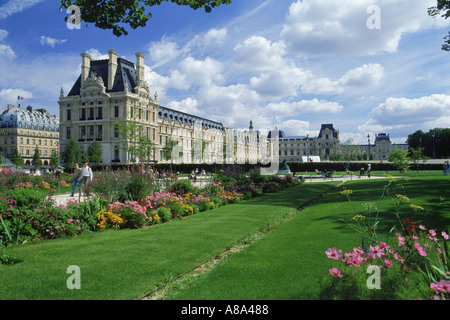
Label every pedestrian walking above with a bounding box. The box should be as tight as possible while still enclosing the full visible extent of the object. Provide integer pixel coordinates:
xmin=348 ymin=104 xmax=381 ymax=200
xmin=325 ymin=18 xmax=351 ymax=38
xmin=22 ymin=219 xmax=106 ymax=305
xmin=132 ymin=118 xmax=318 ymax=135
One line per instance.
xmin=80 ymin=161 xmax=93 ymax=196
xmin=71 ymin=163 xmax=82 ymax=196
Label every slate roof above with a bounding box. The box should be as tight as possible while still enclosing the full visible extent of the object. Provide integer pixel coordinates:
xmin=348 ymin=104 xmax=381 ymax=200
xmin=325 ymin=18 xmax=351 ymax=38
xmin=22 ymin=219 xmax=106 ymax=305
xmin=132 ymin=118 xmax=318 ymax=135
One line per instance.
xmin=68 ymin=58 xmax=138 ymax=96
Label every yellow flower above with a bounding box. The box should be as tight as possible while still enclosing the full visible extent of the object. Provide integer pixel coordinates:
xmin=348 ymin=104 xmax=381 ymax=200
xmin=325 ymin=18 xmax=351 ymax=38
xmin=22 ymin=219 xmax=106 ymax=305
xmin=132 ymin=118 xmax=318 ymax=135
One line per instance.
xmin=396 ymin=194 xmax=410 ymax=202
xmin=384 ymin=173 xmax=397 ymax=182
xmin=351 ymin=215 xmax=366 ymax=221
xmin=340 ymin=189 xmax=353 ymax=196
xmin=410 ymin=204 xmax=424 ymax=211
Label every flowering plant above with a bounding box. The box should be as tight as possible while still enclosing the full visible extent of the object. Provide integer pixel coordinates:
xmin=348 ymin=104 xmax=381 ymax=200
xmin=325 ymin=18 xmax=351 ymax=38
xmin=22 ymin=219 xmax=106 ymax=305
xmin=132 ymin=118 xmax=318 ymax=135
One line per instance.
xmin=322 ymin=175 xmax=450 ymax=300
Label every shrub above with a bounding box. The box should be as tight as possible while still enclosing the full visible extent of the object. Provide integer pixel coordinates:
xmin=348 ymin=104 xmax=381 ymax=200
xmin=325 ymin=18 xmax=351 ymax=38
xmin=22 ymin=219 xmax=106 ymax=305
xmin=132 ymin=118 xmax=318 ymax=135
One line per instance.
xmin=157 ymin=207 xmax=173 ymax=223
xmin=6 ymin=188 xmax=47 ymax=208
xmin=170 ymin=179 xmax=194 ymax=196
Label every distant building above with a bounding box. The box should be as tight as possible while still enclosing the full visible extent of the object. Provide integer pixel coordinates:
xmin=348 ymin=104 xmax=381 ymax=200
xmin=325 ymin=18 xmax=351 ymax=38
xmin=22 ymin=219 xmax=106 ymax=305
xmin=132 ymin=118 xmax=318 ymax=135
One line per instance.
xmin=269 ymin=124 xmax=340 ymax=162
xmin=359 ymin=133 xmax=408 ymax=160
xmin=0 ymin=104 xmax=59 ymax=165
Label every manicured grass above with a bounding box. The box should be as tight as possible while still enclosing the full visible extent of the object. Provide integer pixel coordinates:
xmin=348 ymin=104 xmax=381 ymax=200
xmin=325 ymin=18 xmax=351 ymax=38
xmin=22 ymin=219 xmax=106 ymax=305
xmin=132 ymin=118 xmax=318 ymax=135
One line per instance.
xmin=166 ymin=176 xmax=450 ymax=300
xmin=0 ymin=182 xmax=337 ymax=300
xmin=3 ymin=176 xmax=449 ymax=300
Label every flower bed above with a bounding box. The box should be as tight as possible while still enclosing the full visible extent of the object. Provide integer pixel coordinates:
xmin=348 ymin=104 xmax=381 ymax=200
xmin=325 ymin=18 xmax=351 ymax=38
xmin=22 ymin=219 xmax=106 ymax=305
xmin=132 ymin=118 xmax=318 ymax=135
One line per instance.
xmin=0 ymin=171 xmax=303 ymax=247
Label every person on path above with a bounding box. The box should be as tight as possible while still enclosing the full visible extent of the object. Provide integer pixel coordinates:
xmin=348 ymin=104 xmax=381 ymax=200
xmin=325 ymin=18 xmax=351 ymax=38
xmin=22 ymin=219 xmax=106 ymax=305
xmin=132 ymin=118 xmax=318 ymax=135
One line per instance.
xmin=80 ymin=161 xmax=93 ymax=196
xmin=367 ymin=164 xmax=371 ymax=178
xmin=71 ymin=163 xmax=82 ymax=197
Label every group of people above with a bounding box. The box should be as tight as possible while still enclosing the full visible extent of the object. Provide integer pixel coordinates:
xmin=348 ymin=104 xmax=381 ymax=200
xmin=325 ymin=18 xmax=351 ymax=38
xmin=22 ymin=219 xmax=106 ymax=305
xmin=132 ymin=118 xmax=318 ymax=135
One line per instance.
xmin=71 ymin=161 xmax=94 ymax=197
xmin=190 ymin=168 xmax=207 ymax=181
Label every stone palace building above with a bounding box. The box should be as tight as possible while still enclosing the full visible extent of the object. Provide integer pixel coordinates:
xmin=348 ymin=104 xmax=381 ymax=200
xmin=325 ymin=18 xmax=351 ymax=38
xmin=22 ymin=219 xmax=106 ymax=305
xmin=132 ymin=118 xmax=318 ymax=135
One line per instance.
xmin=58 ymin=50 xmax=270 ymax=165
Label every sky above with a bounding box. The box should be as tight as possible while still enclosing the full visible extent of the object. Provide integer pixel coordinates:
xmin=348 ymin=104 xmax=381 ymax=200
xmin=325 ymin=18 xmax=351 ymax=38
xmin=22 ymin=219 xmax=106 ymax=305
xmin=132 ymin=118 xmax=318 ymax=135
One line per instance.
xmin=0 ymin=0 xmax=449 ymax=144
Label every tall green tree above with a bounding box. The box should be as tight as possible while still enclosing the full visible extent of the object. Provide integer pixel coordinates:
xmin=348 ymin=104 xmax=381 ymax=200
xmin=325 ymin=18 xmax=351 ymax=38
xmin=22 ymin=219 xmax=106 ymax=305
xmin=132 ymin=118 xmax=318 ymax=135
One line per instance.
xmin=60 ymin=0 xmax=232 ymax=37
xmin=388 ymin=148 xmax=410 ymax=173
xmin=409 ymin=147 xmax=428 ymax=175
xmin=32 ymin=146 xmax=42 ymax=170
xmin=50 ymin=150 xmax=60 ymax=171
xmin=62 ymin=139 xmax=82 ymax=170
xmin=136 ymin=136 xmax=155 ymax=163
xmin=87 ymin=141 xmax=103 ymax=164
xmin=11 ymin=148 xmax=24 ymax=167
xmin=162 ymin=138 xmax=182 ymax=165
xmin=114 ymin=105 xmax=154 ymax=164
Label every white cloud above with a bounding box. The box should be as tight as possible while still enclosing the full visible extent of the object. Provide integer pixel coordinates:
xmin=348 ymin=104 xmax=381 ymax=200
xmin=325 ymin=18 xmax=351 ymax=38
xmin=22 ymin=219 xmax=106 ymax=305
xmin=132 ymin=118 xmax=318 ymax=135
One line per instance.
xmin=281 ymin=0 xmax=447 ymax=55
xmin=0 ymin=44 xmax=15 ymax=59
xmin=0 ymin=88 xmax=33 ymax=106
xmin=84 ymin=48 xmax=109 ymax=60
xmin=0 ymin=29 xmax=8 ymax=41
xmin=178 ymin=56 xmax=225 ymax=87
xmin=302 ymin=63 xmax=384 ymax=94
xmin=0 ymin=0 xmax=45 ymax=20
xmin=0 ymin=29 xmax=15 ymax=59
xmin=148 ymin=37 xmax=187 ymax=69
xmin=187 ymin=28 xmax=228 ymax=49
xmin=233 ymin=36 xmax=286 ymax=72
xmin=166 ymin=98 xmax=200 ymax=115
xmin=40 ymin=36 xmax=67 ymax=48
xmin=275 ymin=119 xmax=315 ymax=137
xmin=265 ymin=99 xmax=344 ymax=117
xmin=359 ymin=94 xmax=450 ymax=134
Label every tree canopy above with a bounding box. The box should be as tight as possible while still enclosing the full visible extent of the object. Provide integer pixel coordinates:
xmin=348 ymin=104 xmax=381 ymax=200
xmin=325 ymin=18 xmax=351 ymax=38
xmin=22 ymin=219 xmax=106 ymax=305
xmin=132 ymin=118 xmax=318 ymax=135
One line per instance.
xmin=60 ymin=0 xmax=232 ymax=36
xmin=428 ymin=0 xmax=450 ymax=51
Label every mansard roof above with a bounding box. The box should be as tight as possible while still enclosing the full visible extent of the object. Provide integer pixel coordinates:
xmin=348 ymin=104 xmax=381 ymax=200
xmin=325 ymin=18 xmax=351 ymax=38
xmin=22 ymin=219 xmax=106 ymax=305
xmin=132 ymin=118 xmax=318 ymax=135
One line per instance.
xmin=318 ymin=124 xmax=338 ymax=139
xmin=158 ymin=106 xmax=225 ymax=131
xmin=0 ymin=105 xmax=59 ymax=131
xmin=68 ymin=58 xmax=138 ymax=96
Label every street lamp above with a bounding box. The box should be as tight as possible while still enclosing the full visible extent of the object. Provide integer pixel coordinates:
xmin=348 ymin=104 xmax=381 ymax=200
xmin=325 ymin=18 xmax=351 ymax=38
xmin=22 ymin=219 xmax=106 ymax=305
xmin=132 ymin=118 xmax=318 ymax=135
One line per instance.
xmin=431 ymin=131 xmax=436 ymax=159
xmin=367 ymin=134 xmax=371 ymax=161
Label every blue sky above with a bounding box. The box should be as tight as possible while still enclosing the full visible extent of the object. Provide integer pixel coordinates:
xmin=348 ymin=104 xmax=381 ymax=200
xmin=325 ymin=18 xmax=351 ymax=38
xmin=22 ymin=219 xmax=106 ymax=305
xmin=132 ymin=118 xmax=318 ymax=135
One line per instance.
xmin=0 ymin=0 xmax=449 ymax=144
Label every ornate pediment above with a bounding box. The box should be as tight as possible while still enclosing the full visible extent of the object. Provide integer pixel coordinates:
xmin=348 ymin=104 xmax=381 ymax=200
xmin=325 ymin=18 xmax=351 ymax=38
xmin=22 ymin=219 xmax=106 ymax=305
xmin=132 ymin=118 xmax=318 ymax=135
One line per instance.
xmin=81 ymin=71 xmax=109 ymax=97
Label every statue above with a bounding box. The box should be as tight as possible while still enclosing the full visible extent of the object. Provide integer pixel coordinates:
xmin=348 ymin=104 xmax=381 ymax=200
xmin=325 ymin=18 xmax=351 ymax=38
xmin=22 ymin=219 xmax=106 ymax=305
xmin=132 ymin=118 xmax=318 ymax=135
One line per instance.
xmin=280 ymin=159 xmax=290 ymax=171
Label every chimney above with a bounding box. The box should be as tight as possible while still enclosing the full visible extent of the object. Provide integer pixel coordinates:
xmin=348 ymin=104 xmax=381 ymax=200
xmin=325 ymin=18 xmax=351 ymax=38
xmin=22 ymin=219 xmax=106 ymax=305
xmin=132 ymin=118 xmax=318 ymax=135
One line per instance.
xmin=135 ymin=52 xmax=145 ymax=83
xmin=27 ymin=106 xmax=33 ymax=112
xmin=108 ymin=49 xmax=118 ymax=90
xmin=81 ymin=52 xmax=92 ymax=87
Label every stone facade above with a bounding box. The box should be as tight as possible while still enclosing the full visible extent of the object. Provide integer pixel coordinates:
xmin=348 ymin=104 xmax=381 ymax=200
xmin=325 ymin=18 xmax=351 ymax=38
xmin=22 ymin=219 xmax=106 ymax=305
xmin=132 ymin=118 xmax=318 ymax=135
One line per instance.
xmin=0 ymin=104 xmax=59 ymax=165
xmin=59 ymin=50 xmax=270 ymax=165
xmin=359 ymin=133 xmax=408 ymax=160
xmin=270 ymin=124 xmax=340 ymax=162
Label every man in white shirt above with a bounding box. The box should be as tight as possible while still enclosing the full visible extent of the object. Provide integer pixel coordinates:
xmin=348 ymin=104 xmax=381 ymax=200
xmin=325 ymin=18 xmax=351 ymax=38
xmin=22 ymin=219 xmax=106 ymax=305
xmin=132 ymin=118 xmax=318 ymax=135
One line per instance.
xmin=80 ymin=161 xmax=93 ymax=196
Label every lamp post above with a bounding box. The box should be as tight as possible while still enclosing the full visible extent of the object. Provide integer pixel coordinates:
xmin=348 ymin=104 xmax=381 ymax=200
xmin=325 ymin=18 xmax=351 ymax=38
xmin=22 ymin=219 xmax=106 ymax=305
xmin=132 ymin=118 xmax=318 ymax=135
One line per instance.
xmin=367 ymin=134 xmax=371 ymax=161
xmin=431 ymin=131 xmax=436 ymax=159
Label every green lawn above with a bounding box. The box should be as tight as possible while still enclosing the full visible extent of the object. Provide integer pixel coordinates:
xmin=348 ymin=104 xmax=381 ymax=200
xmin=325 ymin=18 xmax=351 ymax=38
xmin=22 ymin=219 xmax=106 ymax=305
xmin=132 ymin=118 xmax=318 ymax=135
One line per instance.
xmin=2 ymin=176 xmax=449 ymax=300
xmin=0 ymin=182 xmax=337 ymax=300
xmin=166 ymin=176 xmax=450 ymax=300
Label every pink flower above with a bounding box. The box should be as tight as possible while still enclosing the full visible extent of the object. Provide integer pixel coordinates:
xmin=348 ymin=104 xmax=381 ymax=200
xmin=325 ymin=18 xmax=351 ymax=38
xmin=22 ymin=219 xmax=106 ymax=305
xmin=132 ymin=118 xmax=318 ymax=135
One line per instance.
xmin=414 ymin=242 xmax=427 ymax=257
xmin=384 ymin=259 xmax=393 ymax=268
xmin=325 ymin=247 xmax=342 ymax=260
xmin=329 ymin=268 xmax=342 ymax=278
xmin=429 ymin=229 xmax=436 ymax=237
xmin=442 ymin=231 xmax=449 ymax=240
xmin=368 ymin=245 xmax=384 ymax=259
xmin=419 ymin=225 xmax=426 ymax=231
xmin=396 ymin=233 xmax=405 ymax=246
xmin=380 ymin=242 xmax=390 ymax=249
xmin=430 ymin=280 xmax=450 ymax=294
